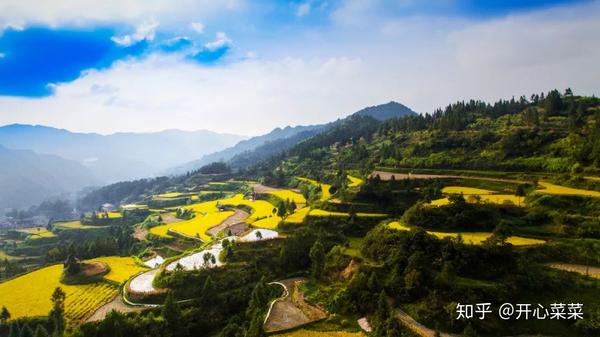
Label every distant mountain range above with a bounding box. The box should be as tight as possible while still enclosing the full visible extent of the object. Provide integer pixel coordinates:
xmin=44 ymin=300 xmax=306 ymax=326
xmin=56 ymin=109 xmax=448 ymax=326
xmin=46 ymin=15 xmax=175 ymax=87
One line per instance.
xmin=0 ymin=101 xmax=416 ymax=211
xmin=0 ymin=125 xmax=246 ymax=182
xmin=169 ymin=101 xmax=417 ymax=173
xmin=167 ymin=124 xmax=326 ymax=174
xmin=0 ymin=145 xmax=99 ymax=210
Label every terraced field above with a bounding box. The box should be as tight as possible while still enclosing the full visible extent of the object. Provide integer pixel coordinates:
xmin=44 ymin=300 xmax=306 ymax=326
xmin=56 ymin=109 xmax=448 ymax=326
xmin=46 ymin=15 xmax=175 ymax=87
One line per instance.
xmin=285 ymin=207 xmax=311 ymax=224
xmin=150 ymin=211 xmax=235 ymax=241
xmin=388 ymin=222 xmax=545 ymax=246
xmin=90 ymin=256 xmax=148 ymax=284
xmin=18 ymin=227 xmax=56 ymax=239
xmin=297 ymin=177 xmax=332 ymax=201
xmin=0 ymin=249 xmax=20 ymax=260
xmin=430 ymin=185 xmax=524 ymax=206
xmin=267 ymin=189 xmax=307 ymax=204
xmin=0 ymin=264 xmax=118 ymax=320
xmin=347 ymin=175 xmax=364 ymax=188
xmin=441 ymin=186 xmax=494 ymax=195
xmin=251 ymin=216 xmax=282 ymax=229
xmin=55 ymin=220 xmax=107 ymax=229
xmin=537 ymin=181 xmax=600 ymax=197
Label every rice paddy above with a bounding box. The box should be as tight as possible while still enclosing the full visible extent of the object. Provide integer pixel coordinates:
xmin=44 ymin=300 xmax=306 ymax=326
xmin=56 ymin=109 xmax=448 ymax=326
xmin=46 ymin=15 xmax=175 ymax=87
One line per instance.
xmin=155 ymin=192 xmax=187 ymax=198
xmin=297 ymin=177 xmax=332 ymax=201
xmin=441 ymin=186 xmax=494 ymax=195
xmin=90 ymin=256 xmax=148 ymax=284
xmin=0 ymin=250 xmax=20 ymax=260
xmin=18 ymin=227 xmax=56 ymax=239
xmin=251 ymin=216 xmax=282 ymax=229
xmin=430 ymin=185 xmax=524 ymax=206
xmin=285 ymin=207 xmax=311 ymax=223
xmin=536 ymin=181 xmax=600 ymax=197
xmin=0 ymin=264 xmax=118 ymax=320
xmin=55 ymin=220 xmax=106 ymax=229
xmin=347 ymin=175 xmax=364 ymax=188
xmin=267 ymin=189 xmax=307 ymax=204
xmin=388 ymin=221 xmax=545 ymax=246
xmin=150 ymin=211 xmax=235 ymax=241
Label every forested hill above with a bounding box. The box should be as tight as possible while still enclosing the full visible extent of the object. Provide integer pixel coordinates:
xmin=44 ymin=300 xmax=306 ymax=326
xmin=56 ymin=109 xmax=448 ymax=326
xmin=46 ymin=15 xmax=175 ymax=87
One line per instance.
xmin=255 ymin=89 xmax=600 ymax=184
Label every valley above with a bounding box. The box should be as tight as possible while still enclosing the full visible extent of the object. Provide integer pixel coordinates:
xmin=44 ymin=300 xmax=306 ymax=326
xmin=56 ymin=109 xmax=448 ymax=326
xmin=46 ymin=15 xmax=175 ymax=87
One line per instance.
xmin=1 ymin=91 xmax=600 ymax=337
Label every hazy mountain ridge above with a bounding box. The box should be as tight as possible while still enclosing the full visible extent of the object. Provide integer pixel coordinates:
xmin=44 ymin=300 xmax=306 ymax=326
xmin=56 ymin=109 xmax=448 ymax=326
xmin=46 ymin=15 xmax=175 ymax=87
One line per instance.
xmin=0 ymin=145 xmax=99 ymax=210
xmin=0 ymin=124 xmax=246 ymax=182
xmin=167 ymin=124 xmax=325 ymax=174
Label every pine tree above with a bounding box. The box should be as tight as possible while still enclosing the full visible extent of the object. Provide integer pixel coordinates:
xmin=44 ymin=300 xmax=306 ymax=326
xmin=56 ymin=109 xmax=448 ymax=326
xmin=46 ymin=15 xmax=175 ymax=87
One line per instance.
xmin=0 ymin=306 xmax=10 ymax=324
xmin=33 ymin=325 xmax=49 ymax=337
xmin=48 ymin=287 xmax=65 ymax=337
xmin=161 ymin=292 xmax=181 ymax=331
xmin=309 ymin=239 xmax=325 ymax=280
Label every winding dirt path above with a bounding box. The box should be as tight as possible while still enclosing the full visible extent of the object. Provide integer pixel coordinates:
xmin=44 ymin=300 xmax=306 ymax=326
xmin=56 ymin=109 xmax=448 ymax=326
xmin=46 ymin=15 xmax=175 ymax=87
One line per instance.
xmin=371 ymin=170 xmax=525 ymax=184
xmin=250 ymin=183 xmax=301 ymax=194
xmin=548 ymin=263 xmax=600 ymax=279
xmin=396 ymin=309 xmax=458 ymax=337
xmin=87 ymin=294 xmax=145 ymax=322
xmin=207 ymin=209 xmax=249 ymax=236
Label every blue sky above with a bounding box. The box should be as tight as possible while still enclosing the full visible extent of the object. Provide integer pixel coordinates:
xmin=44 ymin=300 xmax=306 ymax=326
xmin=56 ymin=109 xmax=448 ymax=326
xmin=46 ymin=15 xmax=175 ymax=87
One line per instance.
xmin=0 ymin=0 xmax=597 ymax=135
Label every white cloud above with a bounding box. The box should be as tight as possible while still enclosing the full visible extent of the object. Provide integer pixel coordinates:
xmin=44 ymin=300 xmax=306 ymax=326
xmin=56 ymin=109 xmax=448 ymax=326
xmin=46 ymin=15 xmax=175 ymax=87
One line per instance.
xmin=0 ymin=1 xmax=598 ymax=137
xmin=190 ymin=21 xmax=205 ymax=34
xmin=296 ymin=2 xmax=311 ymax=17
xmin=204 ymin=32 xmax=232 ymax=50
xmin=0 ymin=0 xmax=243 ymax=27
xmin=112 ymin=19 xmax=159 ymax=46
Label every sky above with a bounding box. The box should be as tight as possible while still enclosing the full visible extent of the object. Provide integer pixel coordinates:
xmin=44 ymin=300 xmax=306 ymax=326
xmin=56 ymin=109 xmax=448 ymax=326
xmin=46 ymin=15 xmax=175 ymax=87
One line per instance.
xmin=0 ymin=0 xmax=598 ymax=136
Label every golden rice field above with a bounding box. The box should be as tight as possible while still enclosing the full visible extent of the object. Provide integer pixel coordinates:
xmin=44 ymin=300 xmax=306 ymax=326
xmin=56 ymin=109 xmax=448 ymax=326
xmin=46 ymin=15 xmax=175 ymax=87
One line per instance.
xmin=388 ymin=221 xmax=545 ymax=246
xmin=252 ymin=216 xmax=282 ymax=229
xmin=430 ymin=194 xmax=524 ymax=206
xmin=297 ymin=177 xmax=332 ymax=201
xmin=347 ymin=175 xmax=364 ymax=188
xmin=0 ymin=264 xmax=118 ymax=320
xmin=285 ymin=207 xmax=311 ymax=224
xmin=18 ymin=227 xmax=56 ymax=239
xmin=441 ymin=186 xmax=494 ymax=195
xmin=89 ymin=256 xmax=148 ymax=284
xmin=151 ymin=194 xmax=280 ymax=240
xmin=155 ymin=192 xmax=186 ymax=198
xmin=537 ymin=181 xmax=600 ymax=198
xmin=98 ymin=211 xmax=122 ymax=218
xmin=0 ymin=250 xmax=20 ymax=260
xmin=275 ymin=330 xmax=365 ymax=337
xmin=267 ymin=189 xmax=307 ymax=204
xmin=55 ymin=220 xmax=105 ymax=229
xmin=218 ymin=194 xmax=277 ymax=221
xmin=309 ymin=209 xmax=387 ymax=217
xmin=151 ymin=211 xmax=235 ymax=241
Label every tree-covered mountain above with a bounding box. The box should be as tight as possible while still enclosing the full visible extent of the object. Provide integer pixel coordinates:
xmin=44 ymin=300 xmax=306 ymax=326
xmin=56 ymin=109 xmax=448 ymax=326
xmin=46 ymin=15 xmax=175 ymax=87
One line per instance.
xmin=256 ymin=89 xmax=600 ymax=182
xmin=0 ymin=145 xmax=98 ymax=211
xmin=167 ymin=124 xmax=326 ymax=174
xmin=0 ymin=124 xmax=245 ymax=183
xmin=171 ymin=101 xmax=417 ymax=173
xmin=354 ymin=101 xmax=417 ymax=121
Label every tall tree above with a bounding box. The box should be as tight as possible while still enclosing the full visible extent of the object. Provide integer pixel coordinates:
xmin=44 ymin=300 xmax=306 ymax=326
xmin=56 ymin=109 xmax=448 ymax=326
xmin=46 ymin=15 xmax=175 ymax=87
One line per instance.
xmin=309 ymin=239 xmax=325 ymax=280
xmin=48 ymin=287 xmax=66 ymax=337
